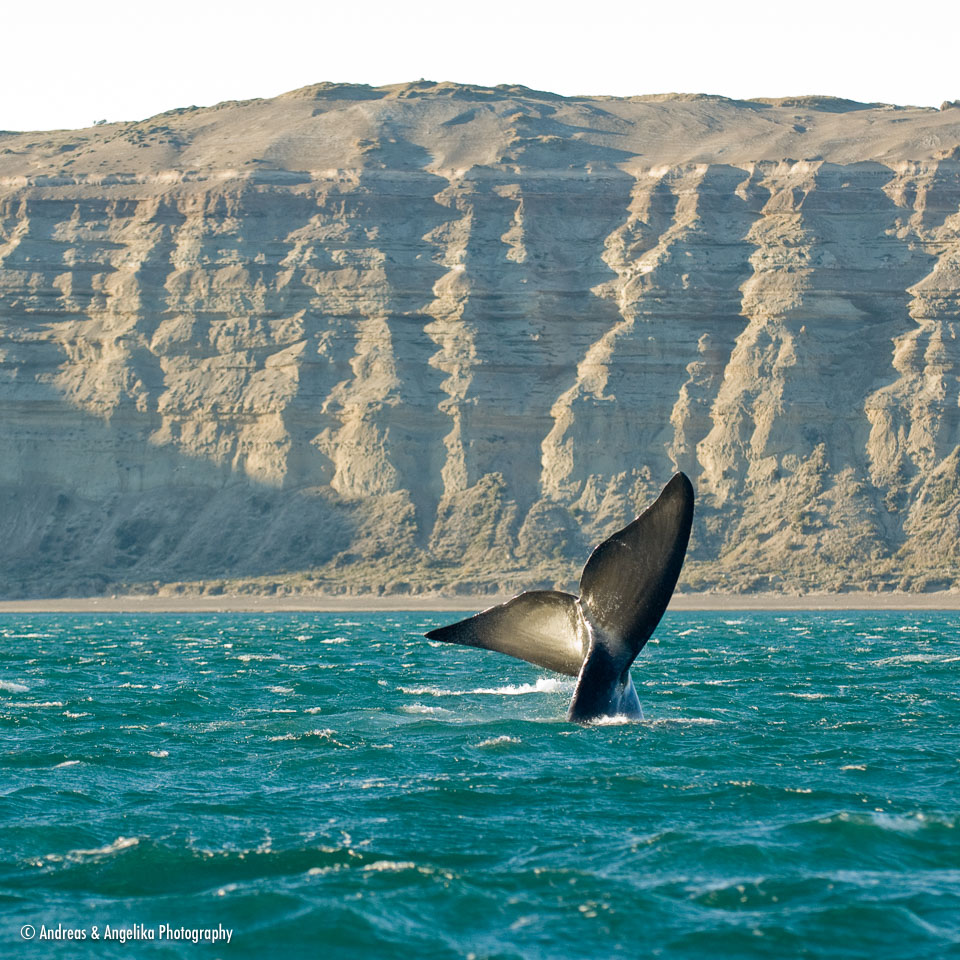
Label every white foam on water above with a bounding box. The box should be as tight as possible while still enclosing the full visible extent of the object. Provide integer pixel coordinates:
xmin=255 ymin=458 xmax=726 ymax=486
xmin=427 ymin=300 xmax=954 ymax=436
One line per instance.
xmin=782 ymin=692 xmax=830 ymax=699
xmin=268 ymin=686 xmax=295 ymax=694
xmin=321 ymin=637 xmax=350 ymax=644
xmin=362 ymin=860 xmax=418 ymax=872
xmin=471 ymin=678 xmax=572 ymax=695
xmin=304 ymin=706 xmax=323 ymax=714
xmin=0 ymin=680 xmax=29 ymax=693
xmin=63 ymin=836 xmax=140 ymax=860
xmin=643 ymin=717 xmax=723 ymax=727
xmin=476 ymin=735 xmax=521 ymax=747
xmin=671 ymin=678 xmax=742 ymax=687
xmin=401 ymin=704 xmax=451 ymax=715
xmin=872 ymin=812 xmax=928 ymax=833
xmin=873 ymin=653 xmax=960 ymax=665
xmin=400 ymin=678 xmax=572 ymax=697
xmin=10 ymin=701 xmax=64 ymax=708
xmin=62 ymin=711 xmax=89 ymax=718
xmin=54 ymin=760 xmax=80 ymax=768
xmin=148 ymin=750 xmax=169 ymax=758
xmin=269 ymin=728 xmax=347 ymax=746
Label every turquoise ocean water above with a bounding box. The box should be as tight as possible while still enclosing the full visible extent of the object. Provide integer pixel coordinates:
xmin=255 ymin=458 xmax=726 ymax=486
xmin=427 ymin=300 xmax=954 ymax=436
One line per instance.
xmin=1 ymin=611 xmax=958 ymax=959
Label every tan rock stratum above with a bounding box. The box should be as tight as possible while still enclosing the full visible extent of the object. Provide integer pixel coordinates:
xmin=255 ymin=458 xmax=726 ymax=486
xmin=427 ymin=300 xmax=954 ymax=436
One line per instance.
xmin=2 ymin=82 xmax=960 ymax=598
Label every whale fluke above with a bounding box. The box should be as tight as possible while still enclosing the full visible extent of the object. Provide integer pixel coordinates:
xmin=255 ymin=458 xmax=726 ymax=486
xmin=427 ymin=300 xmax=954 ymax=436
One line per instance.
xmin=425 ymin=472 xmax=695 ymax=723
xmin=426 ymin=590 xmax=584 ymax=676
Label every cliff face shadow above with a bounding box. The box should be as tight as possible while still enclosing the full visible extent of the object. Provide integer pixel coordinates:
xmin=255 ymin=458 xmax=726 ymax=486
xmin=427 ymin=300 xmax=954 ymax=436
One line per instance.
xmin=0 ymin=368 xmax=359 ymax=598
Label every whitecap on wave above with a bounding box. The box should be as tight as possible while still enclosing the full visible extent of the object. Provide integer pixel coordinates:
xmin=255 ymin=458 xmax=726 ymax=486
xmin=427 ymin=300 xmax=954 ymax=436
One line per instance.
xmin=475 ymin=735 xmax=521 ymax=747
xmin=45 ymin=836 xmax=140 ymax=863
xmin=0 ymin=680 xmax=29 ymax=693
xmin=873 ymin=653 xmax=960 ymax=665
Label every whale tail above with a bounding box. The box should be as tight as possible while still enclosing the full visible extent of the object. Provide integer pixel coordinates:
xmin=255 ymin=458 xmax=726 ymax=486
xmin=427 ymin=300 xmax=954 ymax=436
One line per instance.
xmin=425 ymin=473 xmax=695 ymax=722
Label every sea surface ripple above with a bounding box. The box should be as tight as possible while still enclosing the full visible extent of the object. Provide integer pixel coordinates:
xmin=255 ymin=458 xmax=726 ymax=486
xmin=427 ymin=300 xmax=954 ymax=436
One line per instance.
xmin=1 ymin=611 xmax=958 ymax=959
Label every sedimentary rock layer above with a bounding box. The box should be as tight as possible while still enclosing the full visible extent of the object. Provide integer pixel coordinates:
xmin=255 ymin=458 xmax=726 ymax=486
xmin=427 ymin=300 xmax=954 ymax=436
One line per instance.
xmin=1 ymin=83 xmax=959 ymax=596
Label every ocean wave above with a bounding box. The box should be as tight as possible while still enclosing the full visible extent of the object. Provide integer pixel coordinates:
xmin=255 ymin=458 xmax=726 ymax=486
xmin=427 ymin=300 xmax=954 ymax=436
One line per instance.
xmin=476 ymin=736 xmax=521 ymax=747
xmin=872 ymin=653 xmax=960 ymax=665
xmin=46 ymin=836 xmax=140 ymax=863
xmin=0 ymin=680 xmax=29 ymax=693
xmin=791 ymin=809 xmax=957 ymax=836
xmin=401 ymin=704 xmax=451 ymax=715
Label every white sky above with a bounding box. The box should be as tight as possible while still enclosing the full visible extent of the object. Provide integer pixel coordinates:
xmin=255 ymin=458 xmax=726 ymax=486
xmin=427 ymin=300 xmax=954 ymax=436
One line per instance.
xmin=5 ymin=0 xmax=960 ymax=132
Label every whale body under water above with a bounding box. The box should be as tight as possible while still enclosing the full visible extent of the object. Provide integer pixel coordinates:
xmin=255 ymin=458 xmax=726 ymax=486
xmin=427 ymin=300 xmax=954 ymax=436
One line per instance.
xmin=425 ymin=473 xmax=695 ymax=723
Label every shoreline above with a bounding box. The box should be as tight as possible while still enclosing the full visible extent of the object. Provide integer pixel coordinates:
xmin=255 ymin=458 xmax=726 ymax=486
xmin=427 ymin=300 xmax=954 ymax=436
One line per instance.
xmin=1 ymin=591 xmax=959 ymax=614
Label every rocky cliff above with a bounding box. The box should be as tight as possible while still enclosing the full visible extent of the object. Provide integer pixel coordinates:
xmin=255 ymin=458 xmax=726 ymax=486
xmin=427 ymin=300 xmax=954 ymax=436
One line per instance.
xmin=2 ymin=82 xmax=960 ymax=597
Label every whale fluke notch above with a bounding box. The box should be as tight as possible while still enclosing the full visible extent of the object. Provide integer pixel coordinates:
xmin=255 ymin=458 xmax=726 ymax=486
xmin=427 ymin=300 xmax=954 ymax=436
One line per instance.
xmin=425 ymin=473 xmax=695 ymax=723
